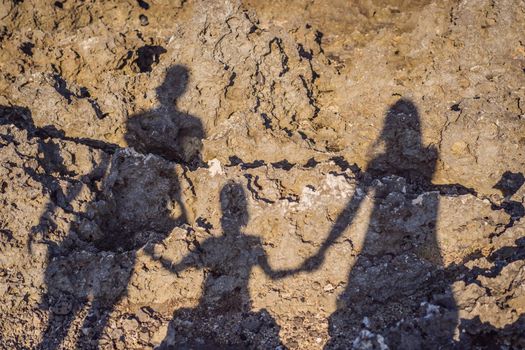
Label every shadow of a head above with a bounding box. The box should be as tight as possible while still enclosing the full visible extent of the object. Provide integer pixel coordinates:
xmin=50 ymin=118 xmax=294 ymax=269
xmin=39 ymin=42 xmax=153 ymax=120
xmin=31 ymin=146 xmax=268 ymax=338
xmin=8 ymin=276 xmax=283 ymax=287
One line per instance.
xmin=368 ymin=98 xmax=437 ymax=182
xmin=381 ymin=99 xmax=421 ymax=150
xmin=220 ymin=182 xmax=249 ymax=234
xmin=125 ymin=65 xmax=205 ymax=168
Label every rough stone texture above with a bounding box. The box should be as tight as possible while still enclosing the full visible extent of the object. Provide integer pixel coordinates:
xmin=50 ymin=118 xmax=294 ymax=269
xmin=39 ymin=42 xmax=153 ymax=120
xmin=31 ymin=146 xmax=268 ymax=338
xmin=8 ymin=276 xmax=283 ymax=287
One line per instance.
xmin=0 ymin=0 xmax=524 ymax=349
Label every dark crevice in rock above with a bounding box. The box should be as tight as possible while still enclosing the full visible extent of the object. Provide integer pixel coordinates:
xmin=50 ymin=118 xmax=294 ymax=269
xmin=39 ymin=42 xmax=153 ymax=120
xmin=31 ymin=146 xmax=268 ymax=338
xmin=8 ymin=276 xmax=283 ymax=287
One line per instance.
xmin=243 ymin=173 xmax=274 ymax=204
xmin=227 ymin=156 xmax=265 ymax=170
xmin=52 ymin=73 xmax=75 ymax=104
xmin=134 ymin=45 xmax=167 ymax=73
xmin=493 ymin=171 xmax=524 ymax=198
xmin=19 ymin=42 xmax=34 ymax=56
xmin=137 ymin=0 xmax=150 ymax=10
xmin=182 ymin=167 xmax=197 ymax=196
xmin=251 ymin=61 xmax=263 ymax=113
xmin=450 ymin=103 xmax=461 ymax=112
xmin=495 ymin=201 xmax=524 ymax=222
xmin=297 ymin=44 xmax=313 ymax=60
xmin=253 ymin=95 xmax=261 ymax=113
xmin=315 ymin=30 xmax=324 ymax=53
xmin=117 ymin=50 xmax=134 ymax=70
xmin=271 ymin=160 xmax=294 ymax=171
xmin=227 ymin=155 xmax=244 ymax=166
xmin=328 ymin=170 xmax=355 ymax=182
xmin=260 ymin=113 xmax=273 ymax=130
xmin=281 ymin=195 xmax=299 ymax=203
xmin=428 ymin=183 xmax=477 ymax=196
xmin=51 ymin=72 xmax=108 ymax=119
xmin=224 ymin=71 xmax=237 ymax=96
xmin=489 ymin=171 xmax=525 ymax=229
xmin=299 ymin=74 xmax=320 ymax=119
xmin=298 ymin=130 xmax=315 ymax=144
xmin=265 ymin=37 xmax=289 ymax=77
xmin=282 ymin=127 xmax=293 ymax=137
xmin=0 ymin=229 xmax=14 ymax=242
xmin=78 ymin=87 xmax=108 ymax=120
xmin=196 ymin=217 xmax=213 ymax=233
xmin=304 ymin=158 xmax=319 ymax=168
xmin=330 ymin=156 xmax=361 ymax=174
xmin=298 ymin=43 xmax=320 ymax=84
xmin=241 ymin=160 xmax=265 ymax=170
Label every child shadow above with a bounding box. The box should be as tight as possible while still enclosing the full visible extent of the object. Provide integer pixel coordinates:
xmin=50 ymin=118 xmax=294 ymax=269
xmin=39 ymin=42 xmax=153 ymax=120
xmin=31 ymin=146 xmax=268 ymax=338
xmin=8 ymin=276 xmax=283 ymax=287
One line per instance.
xmin=156 ymin=182 xmax=285 ymax=350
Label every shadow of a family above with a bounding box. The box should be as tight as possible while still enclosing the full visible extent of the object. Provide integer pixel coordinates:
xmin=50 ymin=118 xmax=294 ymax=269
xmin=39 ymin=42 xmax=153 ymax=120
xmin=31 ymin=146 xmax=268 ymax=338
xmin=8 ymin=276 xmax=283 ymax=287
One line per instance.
xmin=2 ymin=64 xmax=521 ymax=349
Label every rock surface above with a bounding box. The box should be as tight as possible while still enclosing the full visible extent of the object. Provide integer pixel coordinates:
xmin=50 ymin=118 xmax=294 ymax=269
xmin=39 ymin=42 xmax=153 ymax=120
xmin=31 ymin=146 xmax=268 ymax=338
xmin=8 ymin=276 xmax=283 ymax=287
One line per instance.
xmin=0 ymin=0 xmax=524 ymax=349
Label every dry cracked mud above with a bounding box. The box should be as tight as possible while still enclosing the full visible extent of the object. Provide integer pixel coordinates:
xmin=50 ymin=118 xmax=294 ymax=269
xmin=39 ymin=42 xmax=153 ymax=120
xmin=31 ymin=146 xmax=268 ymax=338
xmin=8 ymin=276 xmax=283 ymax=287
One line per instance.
xmin=0 ymin=0 xmax=524 ymax=349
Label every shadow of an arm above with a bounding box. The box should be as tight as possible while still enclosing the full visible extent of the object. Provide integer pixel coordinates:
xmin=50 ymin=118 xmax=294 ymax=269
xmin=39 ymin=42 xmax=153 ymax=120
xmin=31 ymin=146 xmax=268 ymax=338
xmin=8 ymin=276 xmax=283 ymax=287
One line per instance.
xmin=145 ymin=247 xmax=200 ymax=276
xmin=259 ymin=181 xmax=368 ymax=279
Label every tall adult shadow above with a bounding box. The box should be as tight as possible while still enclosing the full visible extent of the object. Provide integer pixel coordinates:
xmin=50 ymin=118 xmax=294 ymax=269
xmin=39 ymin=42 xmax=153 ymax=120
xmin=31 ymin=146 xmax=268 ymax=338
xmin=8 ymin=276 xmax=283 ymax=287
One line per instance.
xmin=298 ymin=99 xmax=460 ymax=349
xmin=37 ymin=65 xmax=205 ymax=349
xmin=156 ymin=182 xmax=284 ymax=350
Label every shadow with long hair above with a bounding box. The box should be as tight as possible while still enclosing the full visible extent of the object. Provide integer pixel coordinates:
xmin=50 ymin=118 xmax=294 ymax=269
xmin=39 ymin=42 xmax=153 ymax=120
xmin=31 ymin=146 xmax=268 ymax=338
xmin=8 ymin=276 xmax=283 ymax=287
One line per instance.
xmin=36 ymin=65 xmax=205 ymax=349
xmin=157 ymin=182 xmax=285 ymax=350
xmin=296 ymin=99 xmax=462 ymax=348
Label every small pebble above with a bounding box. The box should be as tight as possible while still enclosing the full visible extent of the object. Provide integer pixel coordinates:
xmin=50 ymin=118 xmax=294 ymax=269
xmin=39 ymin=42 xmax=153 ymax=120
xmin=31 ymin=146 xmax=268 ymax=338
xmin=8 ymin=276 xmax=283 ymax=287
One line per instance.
xmin=139 ymin=14 xmax=149 ymax=26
